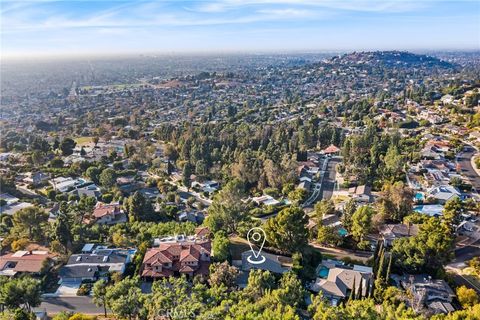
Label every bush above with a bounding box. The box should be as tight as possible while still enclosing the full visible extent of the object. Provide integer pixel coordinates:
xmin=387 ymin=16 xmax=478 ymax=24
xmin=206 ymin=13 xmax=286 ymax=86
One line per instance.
xmin=76 ymin=283 xmax=92 ymax=296
xmin=102 ymin=193 xmax=113 ymax=203
xmin=11 ymin=238 xmax=30 ymax=251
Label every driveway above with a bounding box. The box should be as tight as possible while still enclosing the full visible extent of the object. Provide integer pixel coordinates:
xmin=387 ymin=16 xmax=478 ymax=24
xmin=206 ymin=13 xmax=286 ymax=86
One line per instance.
xmin=320 ymin=157 xmax=341 ymax=200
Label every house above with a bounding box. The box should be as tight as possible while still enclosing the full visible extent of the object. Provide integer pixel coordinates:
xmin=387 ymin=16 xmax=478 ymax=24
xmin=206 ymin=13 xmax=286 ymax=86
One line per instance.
xmin=24 ymin=171 xmax=50 ymax=186
xmin=59 ymin=246 xmax=134 ymax=283
xmin=348 ymin=185 xmax=372 ymax=203
xmin=310 ymin=261 xmax=373 ymax=305
xmin=178 ymin=211 xmax=205 ymax=224
xmin=426 ymin=185 xmax=461 ymax=204
xmin=379 ymin=223 xmax=419 ymax=247
xmin=400 ymin=274 xmax=455 ymax=314
xmin=236 ymin=251 xmax=292 ymax=288
xmin=298 ymin=180 xmax=312 ymax=191
xmin=322 ymin=144 xmax=340 ymax=155
xmin=252 ymin=195 xmax=280 ymax=206
xmin=240 ymin=251 xmax=291 ymax=274
xmin=0 ymin=193 xmax=19 ymax=206
xmin=194 ymin=227 xmax=211 ymax=239
xmin=192 ymin=180 xmax=220 ymax=194
xmin=0 ymin=250 xmax=55 ymax=277
xmin=420 ymin=144 xmax=445 ymax=160
xmin=413 ymin=204 xmax=444 ymax=217
xmin=138 ymin=187 xmax=160 ymax=200
xmin=0 ymin=193 xmax=34 ymax=216
xmin=92 ymin=202 xmax=127 ymax=225
xmin=49 ymin=177 xmax=87 ymax=193
xmin=70 ymin=183 xmax=102 ymax=199
xmin=141 ymin=235 xmax=211 ymax=279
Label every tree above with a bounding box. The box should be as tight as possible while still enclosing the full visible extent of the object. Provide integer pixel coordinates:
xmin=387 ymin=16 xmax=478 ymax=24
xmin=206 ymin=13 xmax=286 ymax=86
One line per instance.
xmin=442 ymin=197 xmax=463 ymax=229
xmin=317 ymin=225 xmax=341 ymax=246
xmin=147 ymin=276 xmax=200 ymax=320
xmin=377 ymin=181 xmax=413 ymax=222
xmin=288 ymin=188 xmax=308 ymax=205
xmin=92 ymin=279 xmax=108 ymax=317
xmin=351 ymin=206 xmax=374 ymax=243
xmin=105 ymin=277 xmax=145 ymax=320
xmin=208 ymin=262 xmax=239 ymax=291
xmin=264 ymin=206 xmax=308 ymax=253
xmin=125 ymin=191 xmax=154 ymax=222
xmin=391 ymin=217 xmax=454 ymax=274
xmin=12 ymin=206 xmax=49 ymax=241
xmin=212 ymin=231 xmax=230 ymax=262
xmin=244 ymin=269 xmax=276 ymax=300
xmin=85 ymin=166 xmax=101 ymax=184
xmin=456 ymin=286 xmax=479 ymax=309
xmin=383 ymin=145 xmax=404 ymax=180
xmin=274 ymin=272 xmax=305 ymax=308
xmin=53 ymin=212 xmax=71 ymax=253
xmin=342 ymin=198 xmax=357 ymax=232
xmin=182 ymin=162 xmax=193 ymax=190
xmin=314 ymin=200 xmax=335 ymax=221
xmin=205 ymin=179 xmax=248 ymax=234
xmin=0 ymin=276 xmax=41 ymax=312
xmin=99 ymin=168 xmax=117 ymax=189
xmin=60 ymin=138 xmax=76 ymax=156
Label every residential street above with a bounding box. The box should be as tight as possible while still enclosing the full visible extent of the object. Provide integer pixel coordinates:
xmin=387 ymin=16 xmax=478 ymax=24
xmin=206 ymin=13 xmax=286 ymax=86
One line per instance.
xmin=40 ymin=297 xmax=105 ymax=315
xmin=457 ymin=146 xmax=480 ymax=191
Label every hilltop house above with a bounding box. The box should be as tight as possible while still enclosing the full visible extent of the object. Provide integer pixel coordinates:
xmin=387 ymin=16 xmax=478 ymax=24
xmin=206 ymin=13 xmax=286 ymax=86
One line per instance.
xmin=141 ymin=234 xmax=211 ymax=279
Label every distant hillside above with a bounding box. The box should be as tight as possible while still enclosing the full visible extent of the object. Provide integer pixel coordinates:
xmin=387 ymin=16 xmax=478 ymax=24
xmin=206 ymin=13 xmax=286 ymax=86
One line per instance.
xmin=330 ymin=51 xmax=457 ymax=69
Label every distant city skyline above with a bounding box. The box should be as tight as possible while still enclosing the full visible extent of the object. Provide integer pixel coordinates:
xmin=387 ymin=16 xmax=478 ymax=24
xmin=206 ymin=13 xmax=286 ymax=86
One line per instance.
xmin=1 ymin=0 xmax=479 ymax=57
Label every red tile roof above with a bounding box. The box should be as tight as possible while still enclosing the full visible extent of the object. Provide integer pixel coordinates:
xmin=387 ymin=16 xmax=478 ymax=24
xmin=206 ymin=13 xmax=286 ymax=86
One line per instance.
xmin=92 ymin=203 xmax=121 ymax=219
xmin=141 ymin=239 xmax=211 ymax=278
xmin=323 ymin=144 xmax=340 ymax=154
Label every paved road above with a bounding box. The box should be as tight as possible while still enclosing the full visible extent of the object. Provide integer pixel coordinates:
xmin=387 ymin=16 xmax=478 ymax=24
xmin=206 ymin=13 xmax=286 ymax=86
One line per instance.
xmin=457 ymin=146 xmax=480 ymax=192
xmin=450 ymin=273 xmax=480 ymax=293
xmin=320 ymin=157 xmax=340 ymax=200
xmin=302 ymin=156 xmax=327 ymax=208
xmin=447 ymin=239 xmax=480 ymax=293
xmin=40 ymin=297 xmax=105 ymax=315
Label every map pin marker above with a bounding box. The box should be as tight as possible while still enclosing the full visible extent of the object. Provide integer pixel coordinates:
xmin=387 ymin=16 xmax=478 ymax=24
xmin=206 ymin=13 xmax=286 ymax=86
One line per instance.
xmin=247 ymin=227 xmax=266 ymax=264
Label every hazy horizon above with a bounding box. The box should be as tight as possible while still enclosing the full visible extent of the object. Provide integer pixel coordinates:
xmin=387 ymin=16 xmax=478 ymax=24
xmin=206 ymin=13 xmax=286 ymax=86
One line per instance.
xmin=1 ymin=0 xmax=479 ymax=58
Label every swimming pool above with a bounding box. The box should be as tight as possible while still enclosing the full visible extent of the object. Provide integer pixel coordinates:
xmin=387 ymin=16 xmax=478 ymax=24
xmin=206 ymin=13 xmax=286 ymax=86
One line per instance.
xmin=338 ymin=228 xmax=348 ymax=237
xmin=318 ymin=266 xmax=329 ymax=278
xmin=415 ymin=192 xmax=424 ymax=201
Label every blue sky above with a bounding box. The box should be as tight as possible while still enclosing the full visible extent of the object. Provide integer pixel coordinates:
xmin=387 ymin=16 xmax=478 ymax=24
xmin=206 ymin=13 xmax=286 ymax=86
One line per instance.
xmin=1 ymin=0 xmax=479 ymax=57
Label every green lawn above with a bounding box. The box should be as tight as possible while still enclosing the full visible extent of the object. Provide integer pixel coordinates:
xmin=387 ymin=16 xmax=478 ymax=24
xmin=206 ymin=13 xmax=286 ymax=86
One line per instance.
xmin=74 ymin=136 xmax=93 ymax=145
